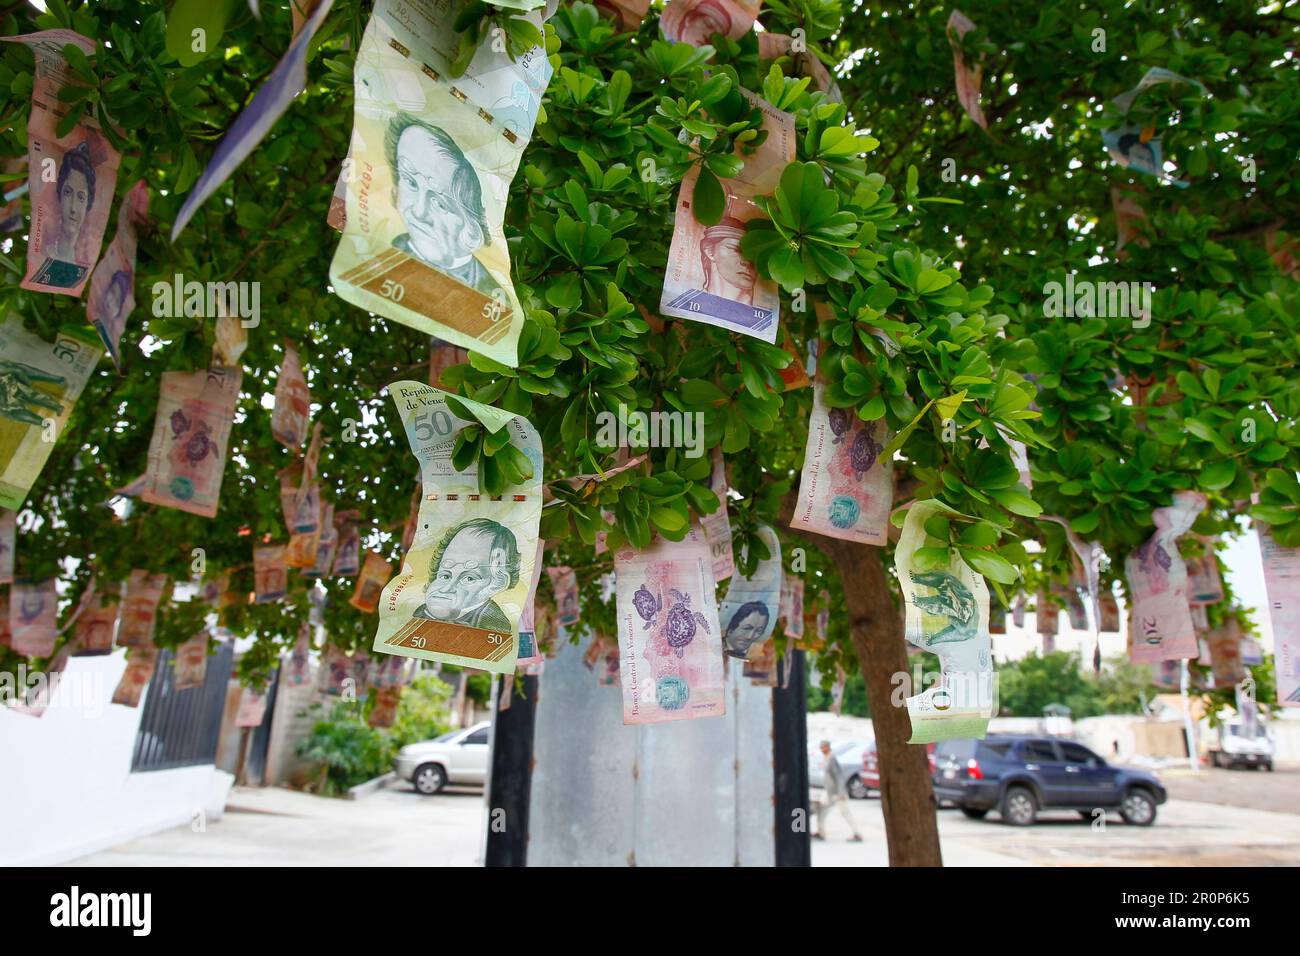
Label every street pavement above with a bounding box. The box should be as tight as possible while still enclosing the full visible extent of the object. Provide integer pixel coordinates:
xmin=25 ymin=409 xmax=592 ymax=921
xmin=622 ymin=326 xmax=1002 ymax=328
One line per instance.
xmin=814 ymin=766 xmax=1300 ymax=867
xmin=69 ymin=768 xmax=1300 ymax=867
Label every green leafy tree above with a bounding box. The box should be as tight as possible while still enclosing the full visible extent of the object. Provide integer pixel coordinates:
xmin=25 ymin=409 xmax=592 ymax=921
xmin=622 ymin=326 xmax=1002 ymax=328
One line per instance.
xmin=2 ymin=0 xmax=1295 ymax=868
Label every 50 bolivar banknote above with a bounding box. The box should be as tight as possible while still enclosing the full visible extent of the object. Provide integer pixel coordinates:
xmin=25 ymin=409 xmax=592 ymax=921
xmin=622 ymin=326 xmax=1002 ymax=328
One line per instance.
xmin=896 ymin=499 xmax=997 ymax=744
xmin=373 ymin=381 xmax=542 ymax=675
xmin=330 ymin=0 xmax=550 ymax=367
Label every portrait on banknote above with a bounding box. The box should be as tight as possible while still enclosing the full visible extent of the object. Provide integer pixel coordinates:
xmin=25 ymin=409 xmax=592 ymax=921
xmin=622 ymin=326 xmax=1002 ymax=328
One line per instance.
xmin=722 ymin=600 xmax=771 ymax=660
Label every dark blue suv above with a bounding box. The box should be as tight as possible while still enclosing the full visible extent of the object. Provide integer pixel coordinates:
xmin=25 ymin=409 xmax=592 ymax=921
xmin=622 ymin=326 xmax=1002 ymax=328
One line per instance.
xmin=932 ymin=735 xmax=1168 ymax=826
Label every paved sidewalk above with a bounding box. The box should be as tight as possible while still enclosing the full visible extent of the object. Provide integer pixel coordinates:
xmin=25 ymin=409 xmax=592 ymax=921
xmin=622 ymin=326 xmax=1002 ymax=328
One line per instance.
xmin=69 ymin=781 xmax=485 ymax=867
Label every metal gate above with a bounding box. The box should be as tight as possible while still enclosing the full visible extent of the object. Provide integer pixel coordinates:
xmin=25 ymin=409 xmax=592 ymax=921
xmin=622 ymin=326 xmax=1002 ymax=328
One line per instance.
xmin=130 ymin=641 xmax=234 ymax=773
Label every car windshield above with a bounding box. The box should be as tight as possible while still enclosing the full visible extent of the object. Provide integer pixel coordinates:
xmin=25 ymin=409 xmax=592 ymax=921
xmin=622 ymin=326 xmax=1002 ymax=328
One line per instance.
xmin=1228 ymin=724 xmax=1267 ymax=739
xmin=432 ymin=730 xmax=462 ymax=743
xmin=935 ymin=739 xmax=977 ymax=761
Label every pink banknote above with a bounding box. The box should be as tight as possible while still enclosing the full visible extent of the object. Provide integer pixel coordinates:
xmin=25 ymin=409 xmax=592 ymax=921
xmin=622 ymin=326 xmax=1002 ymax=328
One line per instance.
xmin=946 ymin=11 xmax=988 ymax=130
xmin=253 ymin=544 xmax=288 ymax=604
xmin=1126 ymin=491 xmax=1205 ymax=663
xmin=614 ymin=526 xmax=726 ymax=723
xmin=174 ymin=631 xmax=209 ymax=689
xmin=112 ymin=645 xmax=158 ymax=707
xmin=118 ymin=570 xmax=168 ymax=647
xmin=271 ymin=341 xmax=311 ymax=450
xmin=10 ymin=578 xmax=57 ymax=656
xmin=140 ymin=366 xmax=242 ymax=518
xmin=660 ymin=0 xmax=760 ymax=44
xmin=86 ymin=179 xmax=148 ymax=369
xmin=546 ymin=565 xmax=579 ymax=627
xmin=700 ymin=446 xmax=735 ymax=581
xmin=792 ymin=377 xmax=893 ymax=545
xmin=2 ymin=31 xmax=121 ymax=296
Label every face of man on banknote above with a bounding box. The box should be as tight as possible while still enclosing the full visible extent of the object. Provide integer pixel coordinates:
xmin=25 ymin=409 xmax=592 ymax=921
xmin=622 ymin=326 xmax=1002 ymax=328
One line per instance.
xmin=723 ymin=600 xmax=770 ymax=658
xmin=48 ymin=142 xmax=96 ymax=262
xmin=417 ymin=518 xmax=519 ymax=632
xmin=385 ymin=114 xmax=501 ymax=299
xmin=700 ymin=218 xmax=756 ymax=303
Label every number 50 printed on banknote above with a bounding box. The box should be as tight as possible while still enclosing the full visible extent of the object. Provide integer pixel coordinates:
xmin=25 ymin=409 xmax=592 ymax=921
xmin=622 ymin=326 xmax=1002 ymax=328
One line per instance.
xmin=373 ymin=381 xmax=542 ymax=675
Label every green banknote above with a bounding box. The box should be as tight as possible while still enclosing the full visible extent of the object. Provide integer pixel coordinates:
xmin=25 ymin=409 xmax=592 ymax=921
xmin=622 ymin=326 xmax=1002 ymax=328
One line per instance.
xmin=329 ymin=5 xmax=535 ymax=366
xmin=373 ymin=381 xmax=542 ymax=675
xmin=896 ymin=499 xmax=997 ymax=744
xmin=0 ymin=314 xmax=103 ymax=509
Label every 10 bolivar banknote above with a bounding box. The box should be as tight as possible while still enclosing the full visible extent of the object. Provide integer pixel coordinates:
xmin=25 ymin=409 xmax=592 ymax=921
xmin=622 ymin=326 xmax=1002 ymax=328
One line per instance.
xmin=373 ymin=381 xmax=542 ymax=675
xmin=330 ymin=0 xmax=550 ymax=367
xmin=659 ymin=88 xmax=793 ymax=341
xmin=614 ymin=525 xmax=726 ymax=724
xmin=896 ymin=499 xmax=996 ymax=744
xmin=0 ymin=314 xmax=103 ymax=510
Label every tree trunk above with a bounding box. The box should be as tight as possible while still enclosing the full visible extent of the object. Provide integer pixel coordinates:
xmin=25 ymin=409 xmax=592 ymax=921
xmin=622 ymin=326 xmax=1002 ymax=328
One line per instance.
xmin=829 ymin=540 xmax=942 ymax=866
xmin=783 ymin=490 xmax=943 ymax=866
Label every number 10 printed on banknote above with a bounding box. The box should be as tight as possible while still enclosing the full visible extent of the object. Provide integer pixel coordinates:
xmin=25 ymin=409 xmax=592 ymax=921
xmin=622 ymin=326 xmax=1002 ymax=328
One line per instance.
xmin=373 ymin=381 xmax=542 ymax=675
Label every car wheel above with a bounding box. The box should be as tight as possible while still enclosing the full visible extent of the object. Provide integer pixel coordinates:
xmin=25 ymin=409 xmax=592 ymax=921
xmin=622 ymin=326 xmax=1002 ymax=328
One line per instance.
xmin=1000 ymin=786 xmax=1037 ymax=827
xmin=1266 ymin=762 xmax=1274 ymax=772
xmin=413 ymin=763 xmax=447 ymax=795
xmin=1120 ymin=788 xmax=1157 ymax=826
xmin=847 ymin=774 xmax=869 ymax=800
xmin=960 ymin=807 xmax=989 ymax=820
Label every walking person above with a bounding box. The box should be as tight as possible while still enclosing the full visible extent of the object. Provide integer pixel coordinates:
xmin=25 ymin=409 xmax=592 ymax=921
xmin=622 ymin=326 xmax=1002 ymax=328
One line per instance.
xmin=814 ymin=740 xmax=863 ymax=842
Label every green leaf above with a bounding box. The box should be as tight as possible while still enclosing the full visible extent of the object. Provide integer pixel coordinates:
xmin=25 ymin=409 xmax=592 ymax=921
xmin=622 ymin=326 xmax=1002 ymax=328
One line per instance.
xmin=692 ymin=166 xmax=725 ymax=226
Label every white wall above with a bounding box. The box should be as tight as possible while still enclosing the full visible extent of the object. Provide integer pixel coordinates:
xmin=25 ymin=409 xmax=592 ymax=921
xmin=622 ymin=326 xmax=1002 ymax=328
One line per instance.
xmin=0 ymin=651 xmax=234 ymax=866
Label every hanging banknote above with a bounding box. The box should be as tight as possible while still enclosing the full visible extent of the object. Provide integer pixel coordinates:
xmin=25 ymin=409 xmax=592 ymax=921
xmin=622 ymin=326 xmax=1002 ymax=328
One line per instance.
xmin=112 ymin=646 xmax=158 ymax=708
xmin=0 ymin=315 xmax=103 ymax=510
xmin=139 ymin=365 xmax=242 ymax=518
xmin=1037 ymin=590 xmax=1058 ymax=638
xmin=86 ymin=180 xmax=148 ymax=370
xmin=719 ymin=523 xmax=781 ymax=660
xmin=351 ymin=550 xmax=392 ymax=613
xmin=1258 ymin=528 xmax=1300 ymax=707
xmin=659 ymin=89 xmax=793 ymax=341
xmin=285 ymin=624 xmax=312 ymax=685
xmin=778 ymin=575 xmax=804 ymax=640
xmin=757 ymin=32 xmax=840 ymax=101
xmin=119 ymin=570 xmax=168 ymax=647
xmin=332 ymin=509 xmax=361 ymax=575
xmin=306 ymin=501 xmax=338 ymax=577
xmin=516 ymin=539 xmax=546 ymax=669
xmin=897 ymin=500 xmax=996 ymax=743
xmin=1111 ymin=66 xmax=1208 ymax=115
xmin=170 ymin=0 xmax=335 ymax=239
xmin=660 ymin=0 xmax=760 ymax=44
xmin=945 ymin=11 xmax=987 ymax=130
xmin=330 ymin=0 xmax=551 ymax=366
xmin=271 ymin=341 xmax=311 ymax=450
xmin=1126 ymin=490 xmax=1204 ymax=663
xmin=0 ymin=593 xmax=9 ymax=649
xmin=174 ymin=631 xmax=209 ymax=689
xmin=235 ymin=687 xmax=268 ymax=727
xmin=792 ymin=372 xmax=893 ymax=545
xmin=0 ymin=157 xmax=24 ymax=232
xmin=253 ymin=544 xmax=288 ymax=603
xmin=1186 ymin=540 xmax=1224 ymax=605
xmin=595 ymin=0 xmax=650 ymax=30
xmin=1206 ymin=617 xmax=1245 ymax=688
xmin=1099 ymin=588 xmax=1120 ymax=632
xmin=700 ymin=446 xmax=735 ymax=581
xmin=10 ymin=578 xmax=57 ymax=657
xmin=614 ymin=525 xmax=726 ymax=723
xmin=74 ymin=590 xmax=119 ymax=654
xmin=1 ymin=31 xmax=121 ymax=295
xmin=372 ymin=382 xmax=542 ymax=674
xmin=0 ymin=508 xmax=13 ymax=583
xmin=743 ymin=638 xmax=778 ymax=686
xmin=546 ymin=565 xmax=579 ymax=626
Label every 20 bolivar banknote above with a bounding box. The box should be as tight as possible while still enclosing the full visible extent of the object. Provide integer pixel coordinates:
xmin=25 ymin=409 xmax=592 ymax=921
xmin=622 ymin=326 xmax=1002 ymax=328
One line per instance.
xmin=373 ymin=381 xmax=542 ymax=675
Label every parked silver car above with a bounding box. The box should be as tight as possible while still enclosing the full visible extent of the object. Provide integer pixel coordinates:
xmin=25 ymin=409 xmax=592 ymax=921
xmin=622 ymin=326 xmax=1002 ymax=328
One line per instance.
xmin=395 ymin=722 xmax=492 ymax=795
xmin=807 ymin=740 xmax=871 ymax=799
